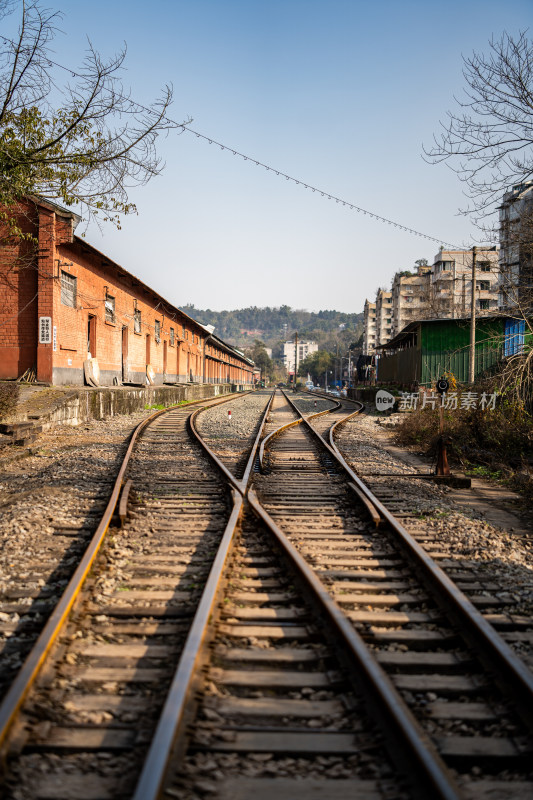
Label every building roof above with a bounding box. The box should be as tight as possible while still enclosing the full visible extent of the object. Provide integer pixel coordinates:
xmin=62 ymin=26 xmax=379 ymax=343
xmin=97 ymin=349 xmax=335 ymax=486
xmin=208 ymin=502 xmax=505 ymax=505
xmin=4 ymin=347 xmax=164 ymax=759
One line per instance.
xmin=32 ymin=195 xmax=253 ymax=366
xmin=376 ymin=314 xmax=516 ymax=351
xmin=29 ymin=194 xmax=83 ymax=229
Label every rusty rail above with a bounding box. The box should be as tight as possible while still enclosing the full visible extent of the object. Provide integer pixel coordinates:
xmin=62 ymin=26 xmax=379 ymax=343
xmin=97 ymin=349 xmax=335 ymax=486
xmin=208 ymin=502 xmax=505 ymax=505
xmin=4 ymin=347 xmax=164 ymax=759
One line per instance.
xmin=283 ymin=389 xmax=533 ymax=730
xmin=132 ymin=390 xmax=275 ymax=800
xmin=0 ymin=391 xmax=252 ymax=752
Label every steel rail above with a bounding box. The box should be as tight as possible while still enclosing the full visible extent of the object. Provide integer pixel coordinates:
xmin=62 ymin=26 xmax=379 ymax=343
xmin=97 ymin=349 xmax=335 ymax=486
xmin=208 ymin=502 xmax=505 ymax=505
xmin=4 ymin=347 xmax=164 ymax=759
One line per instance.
xmin=303 ymin=387 xmax=361 ymax=407
xmin=188 ymin=389 xmax=275 ymax=494
xmin=259 ymin=416 xmax=302 ymax=470
xmin=132 ymin=389 xmax=275 ymax=800
xmin=247 ymin=489 xmax=461 ymax=800
xmin=132 ymin=491 xmax=244 ymax=800
xmin=326 ymin=414 xmax=533 ymax=728
xmin=258 ymin=397 xmax=340 ymax=470
xmin=135 ymin=389 xmax=460 ymax=800
xmin=284 ymin=390 xmax=533 ymax=728
xmin=0 ymin=390 xmax=249 ymax=752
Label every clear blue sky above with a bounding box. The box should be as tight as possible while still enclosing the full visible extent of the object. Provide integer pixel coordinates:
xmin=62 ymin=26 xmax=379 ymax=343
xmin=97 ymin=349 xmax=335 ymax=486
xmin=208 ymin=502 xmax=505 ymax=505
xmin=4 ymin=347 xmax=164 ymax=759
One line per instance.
xmin=9 ymin=0 xmax=533 ymax=314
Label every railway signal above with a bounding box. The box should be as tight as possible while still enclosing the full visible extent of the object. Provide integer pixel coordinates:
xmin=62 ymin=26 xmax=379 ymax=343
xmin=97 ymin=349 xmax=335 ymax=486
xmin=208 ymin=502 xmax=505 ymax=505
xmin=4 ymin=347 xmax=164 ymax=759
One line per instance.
xmin=435 ymin=377 xmax=450 ymax=476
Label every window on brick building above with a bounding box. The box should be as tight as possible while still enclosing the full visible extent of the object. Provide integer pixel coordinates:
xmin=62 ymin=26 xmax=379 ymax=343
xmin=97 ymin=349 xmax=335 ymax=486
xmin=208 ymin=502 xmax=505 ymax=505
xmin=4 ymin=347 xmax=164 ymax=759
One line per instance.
xmin=61 ymin=271 xmax=77 ymax=308
xmin=479 ymin=261 xmax=492 ymax=272
xmin=479 ymin=299 xmax=490 ymax=310
xmin=155 ymin=320 xmax=161 ymax=343
xmin=170 ymin=327 xmax=175 ymax=346
xmin=134 ymin=309 xmax=141 ymax=333
xmin=477 ymin=280 xmax=491 ymax=291
xmin=182 ymin=324 xmax=186 ymax=339
xmin=105 ymin=294 xmax=115 ymax=323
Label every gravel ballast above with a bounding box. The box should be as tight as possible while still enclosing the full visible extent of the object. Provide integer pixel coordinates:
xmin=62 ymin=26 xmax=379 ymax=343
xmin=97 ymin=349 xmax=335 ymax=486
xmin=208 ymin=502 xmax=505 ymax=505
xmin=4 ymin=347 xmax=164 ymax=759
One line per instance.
xmin=0 ymin=408 xmax=158 ymax=700
xmin=334 ymin=411 xmax=533 ymax=667
xmin=196 ymin=390 xmax=272 ymax=477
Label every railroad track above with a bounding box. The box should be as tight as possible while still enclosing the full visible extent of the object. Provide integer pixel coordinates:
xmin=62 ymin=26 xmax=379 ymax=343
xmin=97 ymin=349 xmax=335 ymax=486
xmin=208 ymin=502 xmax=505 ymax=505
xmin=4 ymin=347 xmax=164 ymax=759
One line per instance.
xmin=135 ymin=390 xmax=533 ymax=800
xmin=0 ymin=390 xmax=267 ymax=800
xmin=254 ymin=390 xmax=533 ymax=797
xmin=2 ymin=388 xmax=532 ymax=798
xmin=328 ymin=400 xmax=533 ymax=671
xmin=134 ymin=390 xmax=463 ymax=800
xmin=0 ymin=436 xmax=137 ymax=707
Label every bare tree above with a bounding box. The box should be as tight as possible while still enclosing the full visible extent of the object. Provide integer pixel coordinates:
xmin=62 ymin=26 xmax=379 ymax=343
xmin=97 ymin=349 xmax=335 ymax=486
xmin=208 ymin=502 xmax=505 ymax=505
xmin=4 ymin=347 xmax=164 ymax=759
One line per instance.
xmin=0 ymin=0 xmax=187 ymax=237
xmin=425 ymin=33 xmax=533 ymax=407
xmin=424 ymin=31 xmax=533 ymax=231
xmin=497 ymin=193 xmax=533 ymax=407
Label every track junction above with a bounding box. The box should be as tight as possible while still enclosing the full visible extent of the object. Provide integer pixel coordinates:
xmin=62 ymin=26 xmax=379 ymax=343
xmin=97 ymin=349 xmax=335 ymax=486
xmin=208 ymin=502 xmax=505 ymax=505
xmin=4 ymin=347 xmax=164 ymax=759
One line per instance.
xmin=0 ymin=388 xmax=532 ymax=799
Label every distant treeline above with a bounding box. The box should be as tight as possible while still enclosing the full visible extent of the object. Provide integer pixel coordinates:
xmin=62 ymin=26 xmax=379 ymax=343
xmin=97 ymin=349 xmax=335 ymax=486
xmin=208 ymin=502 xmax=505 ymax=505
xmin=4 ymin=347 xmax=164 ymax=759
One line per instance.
xmin=180 ymin=304 xmax=364 ymax=355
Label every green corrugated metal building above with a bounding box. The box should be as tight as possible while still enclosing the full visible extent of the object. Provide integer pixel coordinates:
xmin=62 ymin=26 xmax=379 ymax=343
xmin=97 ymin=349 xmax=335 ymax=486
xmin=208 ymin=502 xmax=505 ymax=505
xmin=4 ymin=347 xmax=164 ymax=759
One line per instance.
xmin=376 ymin=316 xmax=529 ymax=386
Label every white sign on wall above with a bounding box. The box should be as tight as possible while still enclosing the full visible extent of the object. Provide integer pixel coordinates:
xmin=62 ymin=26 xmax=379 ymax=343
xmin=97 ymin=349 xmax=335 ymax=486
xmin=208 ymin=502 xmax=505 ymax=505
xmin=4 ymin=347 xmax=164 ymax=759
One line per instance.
xmin=53 ymin=326 xmax=57 ymax=351
xmin=39 ymin=316 xmax=52 ymax=344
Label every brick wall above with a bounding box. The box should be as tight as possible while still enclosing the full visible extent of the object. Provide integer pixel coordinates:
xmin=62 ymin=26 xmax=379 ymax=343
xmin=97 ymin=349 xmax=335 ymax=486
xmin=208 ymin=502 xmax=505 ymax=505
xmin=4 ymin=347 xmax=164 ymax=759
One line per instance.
xmin=0 ymin=202 xmax=39 ymax=378
xmin=1 ymin=198 xmax=254 ymax=387
xmin=51 ymin=239 xmax=207 ymax=385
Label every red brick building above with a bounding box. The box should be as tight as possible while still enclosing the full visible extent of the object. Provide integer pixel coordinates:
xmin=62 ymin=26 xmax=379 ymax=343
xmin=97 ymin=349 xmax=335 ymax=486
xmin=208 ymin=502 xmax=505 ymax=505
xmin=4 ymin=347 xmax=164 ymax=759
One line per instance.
xmin=0 ymin=197 xmax=254 ymax=386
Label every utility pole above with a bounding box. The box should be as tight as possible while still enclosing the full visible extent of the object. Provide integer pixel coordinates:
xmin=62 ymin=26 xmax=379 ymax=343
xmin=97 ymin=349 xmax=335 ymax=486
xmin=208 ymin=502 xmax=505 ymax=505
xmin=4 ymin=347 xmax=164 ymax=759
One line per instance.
xmin=469 ymin=246 xmax=477 ymax=384
xmin=294 ymin=332 xmax=298 ymax=385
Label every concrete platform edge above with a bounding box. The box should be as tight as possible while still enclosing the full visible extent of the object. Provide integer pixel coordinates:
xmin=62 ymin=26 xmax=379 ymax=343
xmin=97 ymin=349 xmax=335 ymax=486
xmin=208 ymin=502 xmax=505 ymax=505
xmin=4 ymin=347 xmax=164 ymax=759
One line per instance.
xmin=4 ymin=383 xmax=245 ymax=433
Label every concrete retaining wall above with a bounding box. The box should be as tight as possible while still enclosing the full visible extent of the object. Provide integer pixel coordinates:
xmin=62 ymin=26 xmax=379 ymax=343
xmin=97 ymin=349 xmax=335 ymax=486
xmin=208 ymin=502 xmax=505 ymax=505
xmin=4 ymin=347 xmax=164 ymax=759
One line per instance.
xmin=25 ymin=382 xmax=243 ymax=431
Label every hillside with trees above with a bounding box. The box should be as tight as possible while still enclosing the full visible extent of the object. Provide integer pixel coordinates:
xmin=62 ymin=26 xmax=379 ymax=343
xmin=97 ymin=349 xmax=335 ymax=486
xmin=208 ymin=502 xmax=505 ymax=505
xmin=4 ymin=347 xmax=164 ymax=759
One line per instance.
xmin=180 ymin=304 xmax=364 ymax=358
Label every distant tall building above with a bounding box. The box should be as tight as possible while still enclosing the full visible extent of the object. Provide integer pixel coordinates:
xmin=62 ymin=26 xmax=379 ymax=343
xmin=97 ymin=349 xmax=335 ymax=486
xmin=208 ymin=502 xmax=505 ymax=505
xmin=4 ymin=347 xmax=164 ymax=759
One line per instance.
xmin=283 ymin=340 xmax=318 ymax=376
xmin=362 ymin=248 xmax=499 ymax=355
xmin=429 ymin=247 xmax=499 ymax=318
xmin=498 ymin=181 xmax=533 ymax=311
xmin=362 ymin=300 xmax=376 ymax=354
xmin=391 ymin=263 xmax=431 ymax=338
xmin=375 ymin=289 xmax=393 ymax=348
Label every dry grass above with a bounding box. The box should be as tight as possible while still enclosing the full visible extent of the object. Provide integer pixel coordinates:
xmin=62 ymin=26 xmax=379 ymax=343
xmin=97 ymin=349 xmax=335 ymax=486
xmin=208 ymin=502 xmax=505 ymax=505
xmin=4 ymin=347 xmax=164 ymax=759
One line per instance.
xmin=395 ymin=381 xmax=533 ymax=501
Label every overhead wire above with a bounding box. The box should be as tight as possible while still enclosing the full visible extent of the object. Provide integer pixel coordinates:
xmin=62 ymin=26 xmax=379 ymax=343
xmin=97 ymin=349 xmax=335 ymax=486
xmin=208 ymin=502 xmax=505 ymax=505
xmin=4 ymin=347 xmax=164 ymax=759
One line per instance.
xmin=0 ymin=35 xmax=462 ymax=249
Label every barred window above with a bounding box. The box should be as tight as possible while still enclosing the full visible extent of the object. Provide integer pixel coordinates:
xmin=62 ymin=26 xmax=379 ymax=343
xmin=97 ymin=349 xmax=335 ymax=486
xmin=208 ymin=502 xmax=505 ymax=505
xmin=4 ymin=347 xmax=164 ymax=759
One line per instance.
xmin=105 ymin=294 xmax=115 ymax=323
xmin=182 ymin=324 xmax=186 ymax=339
xmin=61 ymin=271 xmax=77 ymax=307
xmin=170 ymin=327 xmax=175 ymax=346
xmin=192 ymin=332 xmax=195 ymax=344
xmin=134 ymin=309 xmax=141 ymax=333
xmin=155 ymin=320 xmax=161 ymax=343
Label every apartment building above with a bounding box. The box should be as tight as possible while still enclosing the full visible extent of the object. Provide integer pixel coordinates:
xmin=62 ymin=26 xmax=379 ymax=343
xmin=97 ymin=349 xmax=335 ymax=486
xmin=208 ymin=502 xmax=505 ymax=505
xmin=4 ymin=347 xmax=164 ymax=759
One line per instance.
xmin=391 ymin=263 xmax=431 ymax=337
xmin=375 ymin=290 xmax=393 ymax=348
xmin=362 ymin=300 xmax=376 ymax=354
xmin=430 ymin=247 xmax=499 ymax=318
xmin=498 ymin=181 xmax=533 ymax=310
xmin=283 ymin=339 xmax=318 ymax=376
xmin=362 ymin=292 xmax=392 ymax=356
xmin=362 ymin=248 xmax=499 ymax=355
